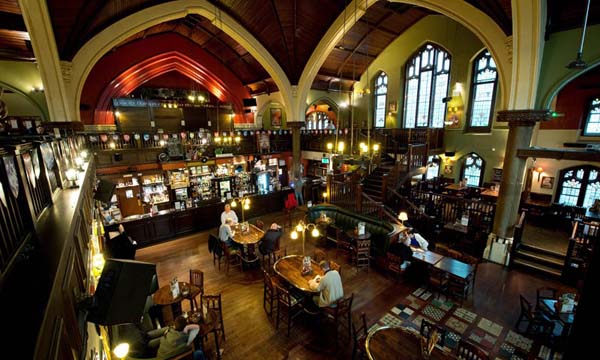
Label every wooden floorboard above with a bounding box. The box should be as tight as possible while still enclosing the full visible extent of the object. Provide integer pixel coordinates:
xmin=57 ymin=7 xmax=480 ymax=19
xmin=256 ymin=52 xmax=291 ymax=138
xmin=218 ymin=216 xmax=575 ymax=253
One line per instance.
xmin=136 ymin=209 xmax=575 ymax=359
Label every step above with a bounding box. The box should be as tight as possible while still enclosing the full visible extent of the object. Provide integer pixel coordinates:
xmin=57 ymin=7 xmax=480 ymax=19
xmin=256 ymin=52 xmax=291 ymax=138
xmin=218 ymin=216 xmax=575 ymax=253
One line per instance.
xmin=512 ymin=258 xmax=562 ymax=277
xmin=519 ymin=243 xmax=567 ymax=258
xmin=515 ymin=249 xmax=565 ymax=269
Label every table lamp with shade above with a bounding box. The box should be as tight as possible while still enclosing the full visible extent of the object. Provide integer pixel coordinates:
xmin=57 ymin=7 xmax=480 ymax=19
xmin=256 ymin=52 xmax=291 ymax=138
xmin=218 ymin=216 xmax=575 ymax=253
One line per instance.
xmin=398 ymin=211 xmax=408 ymax=226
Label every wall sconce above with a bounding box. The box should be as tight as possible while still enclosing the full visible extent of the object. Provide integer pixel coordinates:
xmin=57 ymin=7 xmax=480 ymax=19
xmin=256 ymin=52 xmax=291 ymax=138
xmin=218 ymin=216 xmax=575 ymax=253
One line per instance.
xmin=337 ymin=141 xmax=345 ymax=153
xmin=326 ymin=142 xmax=333 ymax=151
xmin=536 ymin=167 xmax=543 ymax=181
xmin=398 ymin=211 xmax=408 ymax=225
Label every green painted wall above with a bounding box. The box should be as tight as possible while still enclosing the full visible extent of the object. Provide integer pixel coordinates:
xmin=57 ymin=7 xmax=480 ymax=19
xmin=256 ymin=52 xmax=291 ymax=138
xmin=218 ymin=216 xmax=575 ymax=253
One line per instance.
xmin=261 ymin=102 xmax=287 ymax=129
xmin=537 ymin=24 xmax=600 ymax=108
xmin=0 ymin=60 xmax=48 ymax=120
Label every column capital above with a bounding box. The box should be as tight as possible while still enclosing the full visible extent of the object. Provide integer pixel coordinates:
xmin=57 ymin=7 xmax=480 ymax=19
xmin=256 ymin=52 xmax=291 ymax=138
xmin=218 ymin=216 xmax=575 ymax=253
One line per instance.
xmin=496 ymin=109 xmax=552 ymax=126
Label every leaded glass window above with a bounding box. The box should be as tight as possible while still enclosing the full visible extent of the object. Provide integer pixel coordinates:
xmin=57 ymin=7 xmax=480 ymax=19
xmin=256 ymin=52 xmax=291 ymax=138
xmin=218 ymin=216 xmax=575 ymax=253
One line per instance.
xmin=468 ymin=50 xmax=498 ymax=130
xmin=374 ymin=72 xmax=388 ymax=128
xmin=584 ymin=98 xmax=600 ymax=136
xmin=557 ymin=166 xmax=600 ymax=208
xmin=403 ymin=44 xmax=451 ymax=129
xmin=461 ymin=153 xmax=484 ymax=187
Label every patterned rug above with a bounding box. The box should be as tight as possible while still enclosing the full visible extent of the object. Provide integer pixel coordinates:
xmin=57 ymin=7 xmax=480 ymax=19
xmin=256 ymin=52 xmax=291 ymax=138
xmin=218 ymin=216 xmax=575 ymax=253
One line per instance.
xmin=372 ymin=288 xmax=558 ymax=360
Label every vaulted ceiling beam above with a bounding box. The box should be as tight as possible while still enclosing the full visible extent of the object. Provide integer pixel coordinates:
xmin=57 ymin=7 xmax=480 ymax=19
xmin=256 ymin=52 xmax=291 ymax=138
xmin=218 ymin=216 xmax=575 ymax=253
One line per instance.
xmin=0 ymin=11 xmax=26 ymax=31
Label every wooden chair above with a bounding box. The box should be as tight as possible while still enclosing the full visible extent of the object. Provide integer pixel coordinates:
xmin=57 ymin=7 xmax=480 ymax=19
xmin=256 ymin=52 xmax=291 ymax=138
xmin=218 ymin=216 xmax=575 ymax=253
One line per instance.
xmin=255 ymin=219 xmax=265 ymax=230
xmin=427 ymin=266 xmax=448 ymax=295
xmin=322 ymin=293 xmax=354 ymax=350
xmin=271 ymin=248 xmax=287 ymax=264
xmin=353 ymin=240 xmax=371 ymax=271
xmin=263 ymin=270 xmax=278 ymax=318
xmin=201 ymin=293 xmax=226 ymax=342
xmin=335 ymin=228 xmax=354 ymax=260
xmin=420 ymin=318 xmax=447 ymax=347
xmin=275 ymin=284 xmax=305 ymax=337
xmin=313 ymin=248 xmax=327 ymax=263
xmin=189 ymin=269 xmax=204 ymax=311
xmin=352 ymin=312 xmax=369 ymax=360
xmin=209 ymin=234 xmax=223 ymax=268
xmin=515 ymin=295 xmax=554 ymax=337
xmin=221 ymin=242 xmax=243 ymax=274
xmin=386 ymin=252 xmax=405 ymax=281
xmin=447 ymin=248 xmax=463 ymax=260
xmin=330 ymin=260 xmax=342 ymax=275
xmin=456 ymin=339 xmax=489 ymax=360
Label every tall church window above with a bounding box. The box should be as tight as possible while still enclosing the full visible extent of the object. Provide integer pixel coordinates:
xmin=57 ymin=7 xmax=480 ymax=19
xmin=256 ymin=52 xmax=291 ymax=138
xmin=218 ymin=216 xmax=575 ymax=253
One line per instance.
xmin=374 ymin=72 xmax=388 ymax=128
xmin=467 ymin=50 xmax=498 ymax=131
xmin=403 ymin=43 xmax=451 ymax=128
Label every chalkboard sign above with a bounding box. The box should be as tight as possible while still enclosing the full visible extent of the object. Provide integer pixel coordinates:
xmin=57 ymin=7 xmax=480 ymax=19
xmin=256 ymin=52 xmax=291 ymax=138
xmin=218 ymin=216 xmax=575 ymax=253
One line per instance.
xmin=492 ymin=168 xmax=503 ymax=182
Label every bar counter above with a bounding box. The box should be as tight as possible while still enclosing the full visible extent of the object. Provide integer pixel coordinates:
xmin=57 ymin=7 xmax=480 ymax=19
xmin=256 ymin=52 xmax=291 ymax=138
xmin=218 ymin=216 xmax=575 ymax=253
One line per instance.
xmin=106 ymin=188 xmax=293 ymax=247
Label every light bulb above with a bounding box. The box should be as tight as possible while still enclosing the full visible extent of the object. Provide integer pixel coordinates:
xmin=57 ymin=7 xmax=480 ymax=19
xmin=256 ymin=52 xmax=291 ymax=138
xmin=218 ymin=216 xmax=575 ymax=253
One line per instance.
xmin=311 ymin=228 xmax=320 ymax=237
xmin=296 ymin=223 xmax=304 ymax=232
xmin=244 ymin=203 xmax=249 ymax=210
xmin=109 ymin=142 xmax=116 ymax=149
xmin=66 ymin=168 xmax=78 ymax=181
xmin=322 ymin=192 xmax=327 ymax=199
xmin=113 ymin=343 xmax=129 ymax=359
xmin=235 ymin=136 xmax=241 ymax=143
xmin=231 ymin=200 xmax=237 ymax=207
xmin=338 ymin=141 xmax=345 ymax=152
xmin=327 ymin=143 xmax=333 ymax=150
xmin=291 ymin=231 xmax=298 ymax=240
xmin=373 ymin=144 xmax=380 ymax=152
xmin=245 ymin=198 xmax=250 ymax=206
xmin=81 ymin=150 xmax=88 ymax=159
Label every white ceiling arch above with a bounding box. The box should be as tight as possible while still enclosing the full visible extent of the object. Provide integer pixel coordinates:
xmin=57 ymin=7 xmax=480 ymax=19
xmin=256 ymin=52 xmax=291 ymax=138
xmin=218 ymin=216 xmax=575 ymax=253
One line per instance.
xmin=69 ymin=0 xmax=292 ymax=123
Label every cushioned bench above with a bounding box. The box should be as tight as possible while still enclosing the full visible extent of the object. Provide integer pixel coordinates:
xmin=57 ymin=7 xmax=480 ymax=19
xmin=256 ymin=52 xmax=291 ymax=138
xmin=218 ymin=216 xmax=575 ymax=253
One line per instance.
xmin=307 ymin=205 xmax=402 ymax=265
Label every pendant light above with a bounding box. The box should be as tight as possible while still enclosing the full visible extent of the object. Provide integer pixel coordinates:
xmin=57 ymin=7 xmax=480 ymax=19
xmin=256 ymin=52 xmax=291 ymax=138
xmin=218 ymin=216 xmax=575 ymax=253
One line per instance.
xmin=566 ymin=0 xmax=590 ymax=69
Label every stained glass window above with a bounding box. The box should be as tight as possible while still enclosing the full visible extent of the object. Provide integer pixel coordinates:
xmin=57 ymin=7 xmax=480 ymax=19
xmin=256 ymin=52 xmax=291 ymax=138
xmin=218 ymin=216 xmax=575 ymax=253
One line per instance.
xmin=461 ymin=153 xmax=484 ymax=187
xmin=468 ymin=50 xmax=498 ymax=130
xmin=584 ymin=98 xmax=600 ymax=136
xmin=403 ymin=44 xmax=451 ymax=129
xmin=557 ymin=166 xmax=600 ymax=208
xmin=374 ymin=72 xmax=388 ymax=128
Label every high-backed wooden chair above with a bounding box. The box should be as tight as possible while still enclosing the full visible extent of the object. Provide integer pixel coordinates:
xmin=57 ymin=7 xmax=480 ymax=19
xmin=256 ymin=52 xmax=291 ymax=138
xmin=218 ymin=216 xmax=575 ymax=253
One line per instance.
xmin=313 ymin=248 xmax=327 ymax=263
xmin=271 ymin=248 xmax=287 ymax=264
xmin=263 ymin=270 xmax=278 ymax=318
xmin=386 ymin=252 xmax=405 ymax=281
xmin=427 ymin=266 xmax=448 ymax=295
xmin=255 ymin=219 xmax=265 ymax=230
xmin=353 ymin=240 xmax=371 ymax=271
xmin=275 ymin=284 xmax=305 ymax=337
xmin=221 ymin=242 xmax=243 ymax=274
xmin=201 ymin=293 xmax=226 ymax=342
xmin=352 ymin=312 xmax=369 ymax=360
xmin=189 ymin=269 xmax=204 ymax=311
xmin=209 ymin=234 xmax=224 ymax=268
xmin=515 ymin=295 xmax=554 ymax=336
xmin=456 ymin=339 xmax=489 ymax=360
xmin=322 ymin=293 xmax=354 ymax=350
xmin=536 ymin=286 xmax=558 ymax=313
xmin=335 ymin=229 xmax=353 ymax=259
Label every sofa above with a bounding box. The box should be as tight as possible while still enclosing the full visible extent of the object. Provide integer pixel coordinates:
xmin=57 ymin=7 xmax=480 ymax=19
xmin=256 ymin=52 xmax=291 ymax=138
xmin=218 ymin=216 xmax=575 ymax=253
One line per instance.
xmin=307 ymin=205 xmax=401 ymax=264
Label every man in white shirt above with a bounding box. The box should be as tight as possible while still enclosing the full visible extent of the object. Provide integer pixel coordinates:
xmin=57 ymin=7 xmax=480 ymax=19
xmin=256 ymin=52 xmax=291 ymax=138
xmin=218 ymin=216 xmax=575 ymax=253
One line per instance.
xmin=309 ymin=260 xmax=344 ymax=307
xmin=220 ymin=203 xmax=239 ymax=225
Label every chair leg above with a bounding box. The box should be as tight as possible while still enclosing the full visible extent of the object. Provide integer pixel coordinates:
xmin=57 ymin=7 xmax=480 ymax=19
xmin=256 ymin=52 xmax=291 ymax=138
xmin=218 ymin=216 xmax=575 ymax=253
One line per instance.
xmin=276 ymin=303 xmax=281 ymax=330
xmin=287 ymin=308 xmax=292 ymax=337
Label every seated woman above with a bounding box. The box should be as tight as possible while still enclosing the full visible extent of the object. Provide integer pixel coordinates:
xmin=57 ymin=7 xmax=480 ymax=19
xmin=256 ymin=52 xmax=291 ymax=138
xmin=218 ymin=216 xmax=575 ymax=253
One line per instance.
xmin=399 ymin=228 xmax=429 ymax=251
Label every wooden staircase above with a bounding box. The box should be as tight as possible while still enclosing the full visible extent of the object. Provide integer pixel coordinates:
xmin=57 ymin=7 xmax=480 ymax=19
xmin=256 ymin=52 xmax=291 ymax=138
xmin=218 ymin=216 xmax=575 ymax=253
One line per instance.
xmin=362 ymin=166 xmax=392 ymax=202
xmin=511 ymin=243 xmax=566 ymax=278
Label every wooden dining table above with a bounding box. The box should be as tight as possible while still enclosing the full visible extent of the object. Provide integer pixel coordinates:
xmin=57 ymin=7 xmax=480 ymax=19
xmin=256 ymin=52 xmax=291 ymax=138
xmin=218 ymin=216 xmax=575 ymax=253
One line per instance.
xmin=411 ymin=247 xmax=445 ymax=265
xmin=273 ymin=255 xmax=325 ymax=292
xmin=232 ymin=223 xmax=264 ymax=263
xmin=153 ymin=282 xmax=201 ymax=324
xmin=186 ymin=309 xmax=222 ymax=360
xmin=434 ymin=257 xmax=474 ymax=280
xmin=365 ymin=326 xmax=456 ymax=360
xmin=540 ymin=299 xmax=575 ymax=336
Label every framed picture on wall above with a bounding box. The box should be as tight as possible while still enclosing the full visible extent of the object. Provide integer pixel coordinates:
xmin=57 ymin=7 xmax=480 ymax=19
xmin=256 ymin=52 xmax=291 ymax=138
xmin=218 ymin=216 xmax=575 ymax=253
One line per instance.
xmin=541 ymin=176 xmax=554 ymax=189
xmin=271 ymin=108 xmax=282 ymax=127
xmin=492 ymin=168 xmax=503 ymax=182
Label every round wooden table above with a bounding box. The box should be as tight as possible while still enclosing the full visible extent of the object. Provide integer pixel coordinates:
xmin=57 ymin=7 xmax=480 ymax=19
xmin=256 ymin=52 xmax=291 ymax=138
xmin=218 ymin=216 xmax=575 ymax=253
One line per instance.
xmin=365 ymin=326 xmax=456 ymax=360
xmin=273 ymin=255 xmax=325 ymax=292
xmin=153 ymin=282 xmax=200 ymax=324
xmin=185 ymin=309 xmax=222 ymax=360
xmin=346 ymin=229 xmax=372 ymax=241
xmin=232 ymin=223 xmax=264 ymax=264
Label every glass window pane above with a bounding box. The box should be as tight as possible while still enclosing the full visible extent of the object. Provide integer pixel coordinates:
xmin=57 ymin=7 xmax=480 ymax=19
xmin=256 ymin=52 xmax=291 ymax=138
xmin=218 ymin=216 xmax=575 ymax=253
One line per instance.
xmin=417 ymin=71 xmax=433 ymax=127
xmin=405 ymin=78 xmax=418 ymax=128
xmin=431 ymin=73 xmax=448 ymax=128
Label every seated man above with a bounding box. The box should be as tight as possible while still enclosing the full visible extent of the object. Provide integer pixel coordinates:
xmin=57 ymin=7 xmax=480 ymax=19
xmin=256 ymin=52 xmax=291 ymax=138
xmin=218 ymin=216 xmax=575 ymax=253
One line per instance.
xmin=258 ymin=223 xmax=282 ymax=255
xmin=309 ymin=260 xmax=344 ymax=308
xmin=220 ymin=204 xmax=238 ymax=225
xmin=219 ymin=218 xmax=236 ymax=248
xmin=157 ymin=315 xmax=204 ymax=360
xmin=400 ymin=228 xmax=429 ymax=251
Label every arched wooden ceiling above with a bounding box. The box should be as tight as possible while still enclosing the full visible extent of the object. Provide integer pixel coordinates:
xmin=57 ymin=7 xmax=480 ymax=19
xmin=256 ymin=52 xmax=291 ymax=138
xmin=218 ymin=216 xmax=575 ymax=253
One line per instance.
xmin=1 ymin=0 xmax=599 ymax=93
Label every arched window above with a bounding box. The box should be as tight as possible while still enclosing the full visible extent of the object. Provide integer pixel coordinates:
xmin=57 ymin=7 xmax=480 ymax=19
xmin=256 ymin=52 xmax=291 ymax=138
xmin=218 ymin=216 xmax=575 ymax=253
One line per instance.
xmin=461 ymin=153 xmax=485 ymax=187
xmin=467 ymin=50 xmax=498 ymax=131
xmin=583 ymin=98 xmax=600 ymax=136
xmin=557 ymin=166 xmax=600 ymax=208
xmin=403 ymin=43 xmax=451 ymax=129
xmin=374 ymin=72 xmax=388 ymax=128
xmin=425 ymin=155 xmax=441 ymax=180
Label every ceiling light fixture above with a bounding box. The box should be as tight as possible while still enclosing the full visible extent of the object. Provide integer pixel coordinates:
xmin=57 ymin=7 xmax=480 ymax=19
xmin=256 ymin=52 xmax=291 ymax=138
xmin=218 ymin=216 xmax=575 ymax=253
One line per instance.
xmin=567 ymin=0 xmax=590 ymax=69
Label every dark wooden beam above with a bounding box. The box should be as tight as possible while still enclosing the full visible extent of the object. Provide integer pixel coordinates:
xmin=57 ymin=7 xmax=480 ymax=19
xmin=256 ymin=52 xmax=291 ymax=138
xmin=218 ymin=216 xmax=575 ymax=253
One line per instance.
xmin=357 ymin=18 xmax=398 ymax=37
xmin=517 ymin=147 xmax=600 ymax=161
xmin=0 ymin=11 xmax=26 ymax=31
xmin=317 ymin=71 xmax=359 ymax=82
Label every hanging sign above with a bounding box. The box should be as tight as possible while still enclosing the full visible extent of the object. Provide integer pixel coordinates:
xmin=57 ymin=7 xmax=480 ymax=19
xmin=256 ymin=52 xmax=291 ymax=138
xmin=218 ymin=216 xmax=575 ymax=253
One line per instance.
xmin=89 ymin=135 xmax=98 ymax=142
xmin=112 ymin=135 xmax=120 ymax=141
xmin=134 ymin=134 xmax=141 ymax=140
xmin=22 ymin=152 xmax=36 ymax=188
xmin=180 ymin=132 xmax=187 ymax=139
xmin=32 ymin=151 xmax=41 ymax=179
xmin=3 ymin=156 xmax=19 ymax=198
xmin=0 ymin=181 xmax=6 ymax=208
xmin=153 ymin=134 xmax=160 ymax=141
xmin=100 ymin=134 xmax=108 ymax=142
xmin=163 ymin=134 xmax=169 ymax=140
xmin=123 ymin=134 xmax=130 ymax=142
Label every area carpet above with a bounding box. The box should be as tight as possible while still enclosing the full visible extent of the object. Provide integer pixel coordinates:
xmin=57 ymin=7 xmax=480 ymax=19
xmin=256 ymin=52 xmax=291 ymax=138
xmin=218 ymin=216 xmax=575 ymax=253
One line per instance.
xmin=372 ymin=288 xmax=560 ymax=360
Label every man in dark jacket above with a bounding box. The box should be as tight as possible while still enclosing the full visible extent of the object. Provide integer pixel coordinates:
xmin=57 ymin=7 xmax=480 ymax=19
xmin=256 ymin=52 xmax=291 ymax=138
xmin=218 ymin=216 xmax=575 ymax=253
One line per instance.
xmin=259 ymin=223 xmax=282 ymax=255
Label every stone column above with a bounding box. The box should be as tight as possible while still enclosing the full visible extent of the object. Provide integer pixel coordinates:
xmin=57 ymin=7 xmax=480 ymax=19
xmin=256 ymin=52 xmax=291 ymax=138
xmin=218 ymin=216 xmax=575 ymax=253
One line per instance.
xmin=485 ymin=110 xmax=551 ymax=263
xmin=288 ymin=122 xmax=303 ymax=178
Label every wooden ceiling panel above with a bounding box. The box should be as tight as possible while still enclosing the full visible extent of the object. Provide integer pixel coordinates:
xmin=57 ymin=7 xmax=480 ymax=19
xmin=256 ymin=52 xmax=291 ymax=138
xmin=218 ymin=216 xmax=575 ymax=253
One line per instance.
xmin=0 ymin=0 xmax=21 ymax=14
